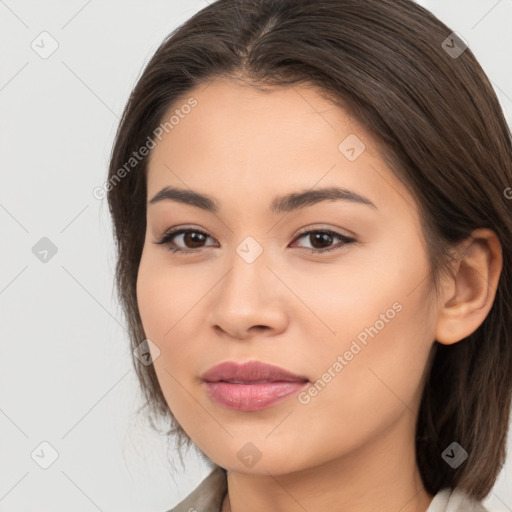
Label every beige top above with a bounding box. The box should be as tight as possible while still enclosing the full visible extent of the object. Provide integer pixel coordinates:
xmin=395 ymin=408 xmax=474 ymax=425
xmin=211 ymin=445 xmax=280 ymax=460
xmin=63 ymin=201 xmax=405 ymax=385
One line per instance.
xmin=165 ymin=466 xmax=489 ymax=512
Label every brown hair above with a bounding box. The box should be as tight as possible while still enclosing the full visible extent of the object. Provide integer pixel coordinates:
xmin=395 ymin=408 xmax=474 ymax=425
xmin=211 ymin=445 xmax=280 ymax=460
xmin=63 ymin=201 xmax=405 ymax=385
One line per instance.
xmin=106 ymin=0 xmax=512 ymax=499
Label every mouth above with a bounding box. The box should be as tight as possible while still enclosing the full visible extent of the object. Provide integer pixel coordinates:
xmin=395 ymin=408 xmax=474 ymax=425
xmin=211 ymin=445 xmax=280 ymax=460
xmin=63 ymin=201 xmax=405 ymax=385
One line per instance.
xmin=201 ymin=360 xmax=309 ymax=411
xmin=218 ymin=379 xmax=302 ymax=384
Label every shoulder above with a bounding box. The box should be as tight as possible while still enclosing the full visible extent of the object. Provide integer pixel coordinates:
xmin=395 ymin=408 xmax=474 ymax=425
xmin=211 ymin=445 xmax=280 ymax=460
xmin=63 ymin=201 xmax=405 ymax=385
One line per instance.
xmin=164 ymin=466 xmax=228 ymax=512
xmin=428 ymin=487 xmax=489 ymax=512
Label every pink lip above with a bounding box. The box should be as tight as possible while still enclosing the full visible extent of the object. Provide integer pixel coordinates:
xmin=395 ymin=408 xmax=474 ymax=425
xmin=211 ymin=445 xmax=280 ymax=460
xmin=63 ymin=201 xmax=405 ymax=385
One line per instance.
xmin=201 ymin=361 xmax=309 ymax=412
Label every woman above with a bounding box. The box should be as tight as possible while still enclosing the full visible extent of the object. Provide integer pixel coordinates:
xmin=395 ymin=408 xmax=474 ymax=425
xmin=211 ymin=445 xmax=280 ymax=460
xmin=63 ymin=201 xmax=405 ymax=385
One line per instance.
xmin=106 ymin=0 xmax=512 ymax=510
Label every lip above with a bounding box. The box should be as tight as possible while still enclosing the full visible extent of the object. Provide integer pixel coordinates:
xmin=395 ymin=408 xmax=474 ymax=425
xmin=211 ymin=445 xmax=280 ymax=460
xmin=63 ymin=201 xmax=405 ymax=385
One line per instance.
xmin=201 ymin=360 xmax=308 ymax=383
xmin=201 ymin=361 xmax=309 ymax=412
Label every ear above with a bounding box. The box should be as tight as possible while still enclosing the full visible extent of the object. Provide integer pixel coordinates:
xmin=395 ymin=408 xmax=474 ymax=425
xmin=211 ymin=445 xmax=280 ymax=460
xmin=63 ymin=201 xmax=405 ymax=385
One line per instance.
xmin=435 ymin=228 xmax=503 ymax=345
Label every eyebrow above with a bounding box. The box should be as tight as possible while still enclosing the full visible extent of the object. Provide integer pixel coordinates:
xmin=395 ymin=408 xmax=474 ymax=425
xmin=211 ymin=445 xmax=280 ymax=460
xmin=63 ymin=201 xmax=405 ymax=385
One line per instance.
xmin=148 ymin=185 xmax=377 ymax=213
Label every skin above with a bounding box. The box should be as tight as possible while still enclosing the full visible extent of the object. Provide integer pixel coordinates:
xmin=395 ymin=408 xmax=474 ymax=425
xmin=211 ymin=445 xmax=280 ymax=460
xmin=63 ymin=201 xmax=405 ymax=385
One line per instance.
xmin=136 ymin=78 xmax=503 ymax=512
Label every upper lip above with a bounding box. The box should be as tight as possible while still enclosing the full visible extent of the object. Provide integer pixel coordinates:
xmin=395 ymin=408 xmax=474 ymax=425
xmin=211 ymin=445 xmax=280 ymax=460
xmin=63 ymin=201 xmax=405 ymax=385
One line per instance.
xmin=201 ymin=361 xmax=309 ymax=383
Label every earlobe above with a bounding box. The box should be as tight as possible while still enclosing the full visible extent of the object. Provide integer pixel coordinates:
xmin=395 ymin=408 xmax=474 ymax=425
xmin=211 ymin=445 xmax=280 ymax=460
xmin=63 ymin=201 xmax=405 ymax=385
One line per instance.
xmin=434 ymin=228 xmax=503 ymax=346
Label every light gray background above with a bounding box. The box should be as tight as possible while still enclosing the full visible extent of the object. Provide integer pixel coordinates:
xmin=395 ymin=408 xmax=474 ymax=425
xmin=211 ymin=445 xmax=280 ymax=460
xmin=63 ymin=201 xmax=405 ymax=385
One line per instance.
xmin=1 ymin=1 xmax=511 ymax=511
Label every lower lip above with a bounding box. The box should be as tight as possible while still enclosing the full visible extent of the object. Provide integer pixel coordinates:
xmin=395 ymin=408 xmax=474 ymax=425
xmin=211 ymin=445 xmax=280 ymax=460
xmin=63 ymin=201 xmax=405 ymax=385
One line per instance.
xmin=203 ymin=380 xmax=308 ymax=411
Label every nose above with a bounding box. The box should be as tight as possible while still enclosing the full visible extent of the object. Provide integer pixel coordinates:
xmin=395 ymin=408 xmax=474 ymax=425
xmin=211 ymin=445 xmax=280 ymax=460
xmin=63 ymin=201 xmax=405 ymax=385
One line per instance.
xmin=208 ymin=245 xmax=289 ymax=340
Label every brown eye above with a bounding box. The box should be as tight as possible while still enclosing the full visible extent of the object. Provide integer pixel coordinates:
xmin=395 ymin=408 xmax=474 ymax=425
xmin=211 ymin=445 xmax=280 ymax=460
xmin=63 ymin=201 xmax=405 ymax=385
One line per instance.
xmin=310 ymin=232 xmax=334 ymax=249
xmin=153 ymin=227 xmax=356 ymax=255
xmin=181 ymin=231 xmax=208 ymax=248
xmin=154 ymin=228 xmax=216 ymax=253
xmin=291 ymin=230 xmax=356 ymax=253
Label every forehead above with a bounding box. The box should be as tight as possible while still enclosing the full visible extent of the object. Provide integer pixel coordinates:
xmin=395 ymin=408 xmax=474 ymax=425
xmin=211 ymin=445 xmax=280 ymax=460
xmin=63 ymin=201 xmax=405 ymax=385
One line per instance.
xmin=145 ymin=79 xmax=416 ymax=218
xmin=149 ymin=78 xmax=366 ymax=162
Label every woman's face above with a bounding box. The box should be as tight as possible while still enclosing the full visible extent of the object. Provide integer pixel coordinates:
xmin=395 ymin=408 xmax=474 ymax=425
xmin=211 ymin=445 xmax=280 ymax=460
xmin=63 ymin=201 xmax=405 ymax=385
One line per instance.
xmin=137 ymin=78 xmax=439 ymax=475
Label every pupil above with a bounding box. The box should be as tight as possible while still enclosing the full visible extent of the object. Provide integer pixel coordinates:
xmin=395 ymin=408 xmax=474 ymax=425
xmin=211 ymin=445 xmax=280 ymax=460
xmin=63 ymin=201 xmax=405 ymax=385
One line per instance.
xmin=185 ymin=232 xmax=205 ymax=248
xmin=311 ymin=233 xmax=331 ymax=248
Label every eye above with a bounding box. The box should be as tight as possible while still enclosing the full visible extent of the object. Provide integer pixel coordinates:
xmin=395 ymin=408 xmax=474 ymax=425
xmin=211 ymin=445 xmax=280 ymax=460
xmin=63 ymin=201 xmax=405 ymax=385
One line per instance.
xmin=290 ymin=229 xmax=356 ymax=253
xmin=153 ymin=228 xmax=217 ymax=254
xmin=153 ymin=227 xmax=356 ymax=254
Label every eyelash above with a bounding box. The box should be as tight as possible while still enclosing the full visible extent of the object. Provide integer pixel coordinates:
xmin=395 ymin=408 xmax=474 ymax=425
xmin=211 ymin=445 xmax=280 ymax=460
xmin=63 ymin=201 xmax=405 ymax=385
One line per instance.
xmin=153 ymin=227 xmax=356 ymax=254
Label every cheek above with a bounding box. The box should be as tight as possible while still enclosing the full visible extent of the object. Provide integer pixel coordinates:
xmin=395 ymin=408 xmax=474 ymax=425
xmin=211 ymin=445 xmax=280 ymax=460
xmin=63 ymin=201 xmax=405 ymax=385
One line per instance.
xmin=136 ymin=249 xmax=210 ymax=381
xmin=136 ymin=256 xmax=168 ymax=341
xmin=289 ymin=295 xmax=435 ymax=472
xmin=136 ymin=248 xmax=205 ymax=340
xmin=298 ymin=240 xmax=435 ymax=415
xmin=136 ymin=254 xmax=202 ymax=421
xmin=309 ymin=284 xmax=434 ymax=435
